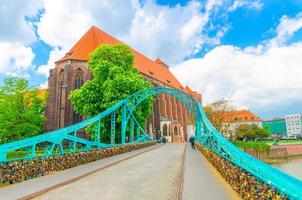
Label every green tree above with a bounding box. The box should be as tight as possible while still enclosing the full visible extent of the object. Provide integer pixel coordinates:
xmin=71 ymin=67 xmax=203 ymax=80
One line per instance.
xmin=69 ymin=44 xmax=154 ymax=142
xmin=235 ymin=124 xmax=272 ymax=141
xmin=0 ymin=77 xmax=47 ymax=144
xmin=235 ymin=124 xmax=255 ymax=140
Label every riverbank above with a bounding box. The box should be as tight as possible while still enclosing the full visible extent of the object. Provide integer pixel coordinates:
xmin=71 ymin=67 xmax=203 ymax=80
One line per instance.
xmin=234 ymin=141 xmax=302 ymax=163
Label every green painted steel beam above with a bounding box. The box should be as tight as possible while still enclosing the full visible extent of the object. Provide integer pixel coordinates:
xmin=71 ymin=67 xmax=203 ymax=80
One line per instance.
xmin=111 ymin=111 xmax=116 ymax=144
xmin=0 ymin=86 xmax=301 ymax=199
xmin=121 ymin=104 xmax=127 ymax=144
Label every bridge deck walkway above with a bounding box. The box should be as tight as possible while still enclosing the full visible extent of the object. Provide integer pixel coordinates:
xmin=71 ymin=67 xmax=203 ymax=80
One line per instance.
xmin=0 ymin=144 xmax=161 ymax=200
xmin=0 ymin=143 xmax=240 ymax=200
xmin=183 ymin=144 xmax=240 ymax=200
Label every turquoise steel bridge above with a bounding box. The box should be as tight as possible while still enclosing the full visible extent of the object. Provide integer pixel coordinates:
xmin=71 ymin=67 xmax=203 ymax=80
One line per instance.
xmin=0 ymin=86 xmax=302 ymax=199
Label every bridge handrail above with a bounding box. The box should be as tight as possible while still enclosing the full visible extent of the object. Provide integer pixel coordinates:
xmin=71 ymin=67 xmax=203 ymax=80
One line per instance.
xmin=196 ymin=103 xmax=302 ymax=199
xmin=0 ymin=86 xmax=302 ymax=199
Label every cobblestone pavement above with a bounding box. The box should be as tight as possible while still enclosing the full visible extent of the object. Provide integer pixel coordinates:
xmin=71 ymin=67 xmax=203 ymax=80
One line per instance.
xmin=34 ymin=144 xmax=185 ymax=200
xmin=32 ymin=143 xmax=239 ymax=200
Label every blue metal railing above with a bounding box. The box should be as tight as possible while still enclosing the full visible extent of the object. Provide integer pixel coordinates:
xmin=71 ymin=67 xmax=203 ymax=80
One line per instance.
xmin=0 ymin=86 xmax=301 ymax=199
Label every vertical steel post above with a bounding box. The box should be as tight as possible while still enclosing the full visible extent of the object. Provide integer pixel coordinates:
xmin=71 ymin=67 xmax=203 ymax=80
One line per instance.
xmin=111 ymin=111 xmax=116 ymax=144
xmin=130 ymin=118 xmax=134 ymax=142
xmin=50 ymin=143 xmax=56 ymax=155
xmin=0 ymin=152 xmax=6 ymax=162
xmin=26 ymin=146 xmax=31 ymax=158
xmin=121 ymin=105 xmax=127 ymax=144
xmin=58 ymin=143 xmax=64 ymax=154
xmin=95 ymin=120 xmax=101 ymax=143
xmin=73 ymin=130 xmax=77 ymax=152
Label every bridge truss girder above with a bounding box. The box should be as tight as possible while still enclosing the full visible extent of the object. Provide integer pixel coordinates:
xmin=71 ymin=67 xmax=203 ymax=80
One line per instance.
xmin=0 ymin=86 xmax=301 ymax=199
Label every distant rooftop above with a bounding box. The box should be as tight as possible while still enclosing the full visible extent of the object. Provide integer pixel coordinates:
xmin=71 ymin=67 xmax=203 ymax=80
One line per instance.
xmin=220 ymin=110 xmax=261 ymax=123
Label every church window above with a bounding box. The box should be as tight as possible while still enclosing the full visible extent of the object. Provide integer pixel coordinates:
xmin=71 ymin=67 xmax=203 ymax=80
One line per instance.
xmin=73 ymin=69 xmax=84 ymax=123
xmin=74 ymin=69 xmax=84 ymax=89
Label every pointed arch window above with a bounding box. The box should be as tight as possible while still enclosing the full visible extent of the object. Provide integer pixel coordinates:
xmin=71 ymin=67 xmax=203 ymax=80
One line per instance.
xmin=74 ymin=69 xmax=84 ymax=89
xmin=73 ymin=69 xmax=84 ymax=123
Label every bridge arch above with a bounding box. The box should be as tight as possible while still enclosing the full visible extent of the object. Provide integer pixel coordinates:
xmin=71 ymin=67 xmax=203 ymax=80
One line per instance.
xmin=0 ymin=86 xmax=302 ymax=198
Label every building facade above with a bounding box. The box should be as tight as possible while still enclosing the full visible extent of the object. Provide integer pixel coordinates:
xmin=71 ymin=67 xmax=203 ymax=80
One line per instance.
xmin=45 ymin=26 xmax=202 ymax=142
xmin=262 ymin=119 xmax=287 ymax=138
xmin=285 ymin=114 xmax=302 ymax=138
xmin=220 ymin=110 xmax=262 ymax=139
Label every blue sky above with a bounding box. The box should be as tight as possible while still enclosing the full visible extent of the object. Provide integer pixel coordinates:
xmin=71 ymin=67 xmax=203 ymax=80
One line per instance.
xmin=0 ymin=0 xmax=302 ymax=120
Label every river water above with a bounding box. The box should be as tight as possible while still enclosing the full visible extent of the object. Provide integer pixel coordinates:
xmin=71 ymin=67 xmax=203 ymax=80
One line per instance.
xmin=272 ymin=156 xmax=302 ymax=180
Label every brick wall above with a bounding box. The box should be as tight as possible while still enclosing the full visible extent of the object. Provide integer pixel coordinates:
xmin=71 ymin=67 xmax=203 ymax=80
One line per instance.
xmin=46 ymin=60 xmax=195 ymax=141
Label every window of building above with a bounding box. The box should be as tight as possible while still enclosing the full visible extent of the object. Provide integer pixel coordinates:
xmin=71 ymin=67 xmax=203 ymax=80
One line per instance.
xmin=163 ymin=124 xmax=168 ymax=136
xmin=174 ymin=126 xmax=178 ymax=135
xmin=73 ymin=69 xmax=84 ymax=123
xmin=74 ymin=69 xmax=84 ymax=89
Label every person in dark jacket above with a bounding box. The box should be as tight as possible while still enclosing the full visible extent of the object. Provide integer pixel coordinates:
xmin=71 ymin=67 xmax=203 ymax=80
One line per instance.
xmin=189 ymin=135 xmax=195 ymax=150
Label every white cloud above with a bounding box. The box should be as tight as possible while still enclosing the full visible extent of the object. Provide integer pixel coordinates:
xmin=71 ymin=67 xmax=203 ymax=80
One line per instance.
xmin=0 ymin=0 xmax=42 ymax=44
xmin=36 ymin=47 xmax=64 ymax=76
xmin=0 ymin=42 xmax=35 ymax=76
xmin=125 ymin=1 xmax=209 ymax=64
xmin=270 ymin=12 xmax=302 ymax=46
xmin=0 ymin=0 xmax=42 ymax=76
xmin=37 ymin=0 xmax=136 ymax=50
xmin=229 ymin=0 xmax=263 ymax=12
xmin=206 ymin=0 xmax=224 ymax=12
xmin=172 ymin=13 xmax=302 ymax=112
xmin=36 ymin=0 xmax=138 ymax=76
xmin=173 ymin=43 xmax=302 ymax=109
xmin=36 ymin=0 xmax=231 ymax=75
xmin=35 ymin=0 xmax=267 ymax=79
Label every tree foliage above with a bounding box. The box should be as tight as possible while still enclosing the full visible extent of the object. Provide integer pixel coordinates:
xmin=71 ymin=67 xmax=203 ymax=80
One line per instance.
xmin=69 ymin=44 xmax=154 ymax=142
xmin=0 ymin=77 xmax=47 ymax=144
xmin=203 ymin=99 xmax=235 ymax=132
xmin=235 ymin=124 xmax=271 ymax=141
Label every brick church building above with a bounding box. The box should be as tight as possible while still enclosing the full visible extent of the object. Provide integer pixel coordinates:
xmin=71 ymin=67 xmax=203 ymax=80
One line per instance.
xmin=45 ymin=26 xmax=202 ymax=142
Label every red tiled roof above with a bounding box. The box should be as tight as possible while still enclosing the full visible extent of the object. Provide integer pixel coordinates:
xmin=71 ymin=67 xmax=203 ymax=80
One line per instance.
xmin=220 ymin=110 xmax=261 ymax=123
xmin=57 ymin=26 xmax=186 ymax=91
xmin=185 ymin=86 xmax=193 ymax=94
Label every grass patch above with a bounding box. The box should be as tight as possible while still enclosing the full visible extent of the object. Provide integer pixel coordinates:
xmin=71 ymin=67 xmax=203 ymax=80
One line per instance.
xmin=232 ymin=141 xmax=271 ymax=157
xmin=266 ymin=139 xmax=302 ymax=145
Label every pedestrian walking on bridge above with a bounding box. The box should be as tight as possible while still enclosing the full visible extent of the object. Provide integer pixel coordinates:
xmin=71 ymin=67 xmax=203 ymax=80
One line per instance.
xmin=189 ymin=135 xmax=195 ymax=150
